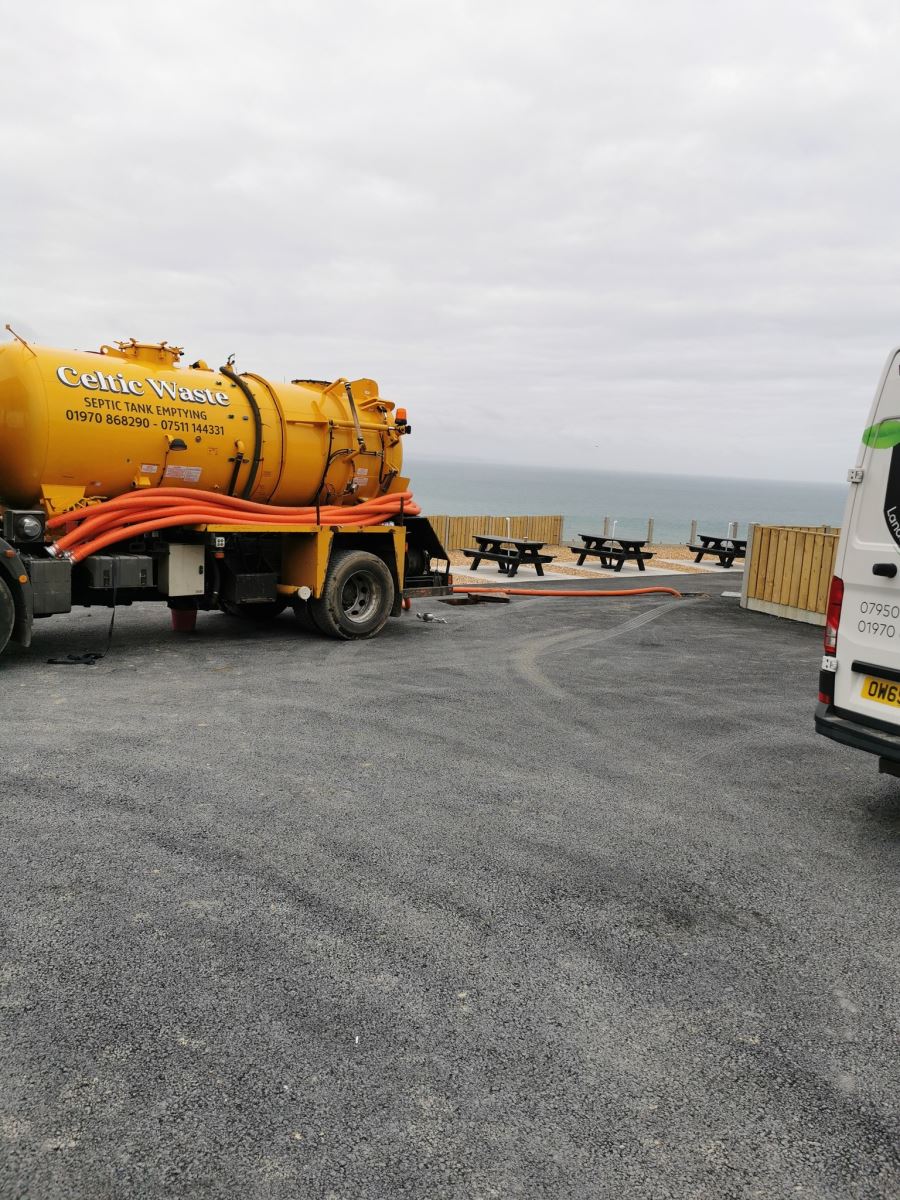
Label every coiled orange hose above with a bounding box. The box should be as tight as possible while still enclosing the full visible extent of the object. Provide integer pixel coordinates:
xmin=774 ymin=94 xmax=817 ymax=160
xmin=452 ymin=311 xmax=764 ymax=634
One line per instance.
xmin=50 ymin=496 xmax=414 ymax=553
xmin=47 ymin=487 xmax=412 ymax=525
xmin=47 ymin=488 xmax=420 ymax=562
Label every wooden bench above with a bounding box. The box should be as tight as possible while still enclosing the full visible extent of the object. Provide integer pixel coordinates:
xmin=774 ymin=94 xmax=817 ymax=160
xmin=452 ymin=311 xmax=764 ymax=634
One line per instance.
xmin=596 ymin=550 xmax=653 ymax=572
xmin=462 ymin=548 xmax=555 ymax=576
xmin=463 ymin=535 xmax=555 ymax=577
xmin=569 ymin=534 xmax=654 ymax=572
xmin=463 ymin=547 xmax=517 ymax=569
xmin=688 ymin=535 xmax=747 ymax=568
xmin=570 ymin=543 xmax=654 ymax=563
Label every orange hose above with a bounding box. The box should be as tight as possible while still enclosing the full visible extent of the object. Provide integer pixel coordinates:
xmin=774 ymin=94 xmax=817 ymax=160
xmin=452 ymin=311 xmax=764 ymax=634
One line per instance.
xmin=48 ymin=488 xmax=421 ymax=561
xmin=452 ymin=585 xmax=683 ymax=598
xmin=47 ymin=487 xmax=415 ymax=527
xmin=52 ymin=497 xmax=420 ymax=554
xmin=64 ymin=509 xmax=410 ymax=561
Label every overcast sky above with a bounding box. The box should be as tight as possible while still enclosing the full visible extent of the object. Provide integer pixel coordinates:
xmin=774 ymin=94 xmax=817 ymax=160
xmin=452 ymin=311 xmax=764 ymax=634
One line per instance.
xmin=1 ymin=1 xmax=897 ymax=483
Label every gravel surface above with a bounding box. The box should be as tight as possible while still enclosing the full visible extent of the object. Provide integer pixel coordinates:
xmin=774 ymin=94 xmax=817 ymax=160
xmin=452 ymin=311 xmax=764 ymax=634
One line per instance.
xmin=1 ymin=577 xmax=899 ymax=1199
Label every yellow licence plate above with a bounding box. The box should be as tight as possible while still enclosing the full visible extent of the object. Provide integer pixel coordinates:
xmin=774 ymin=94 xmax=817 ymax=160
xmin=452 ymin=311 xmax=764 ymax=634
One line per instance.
xmin=862 ymin=675 xmax=900 ymax=707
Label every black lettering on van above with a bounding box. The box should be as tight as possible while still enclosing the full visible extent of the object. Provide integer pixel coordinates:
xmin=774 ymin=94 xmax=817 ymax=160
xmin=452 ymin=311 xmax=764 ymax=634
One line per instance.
xmin=883 ymin=444 xmax=900 ymax=549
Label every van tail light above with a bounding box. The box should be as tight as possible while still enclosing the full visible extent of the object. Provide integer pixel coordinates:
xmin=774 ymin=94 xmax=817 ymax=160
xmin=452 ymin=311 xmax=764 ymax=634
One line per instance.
xmin=819 ymin=576 xmax=844 ymax=704
xmin=824 ymin=575 xmax=844 ymax=655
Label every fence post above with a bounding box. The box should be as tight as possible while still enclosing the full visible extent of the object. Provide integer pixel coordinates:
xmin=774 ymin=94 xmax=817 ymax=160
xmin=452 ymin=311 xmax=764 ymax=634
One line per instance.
xmin=646 ymin=517 xmax=654 ymax=545
xmin=689 ymin=519 xmax=698 ymax=546
xmin=602 ymin=515 xmax=611 ymax=537
xmin=740 ymin=525 xmax=756 ymax=609
xmin=728 ymin=521 xmax=738 ymax=539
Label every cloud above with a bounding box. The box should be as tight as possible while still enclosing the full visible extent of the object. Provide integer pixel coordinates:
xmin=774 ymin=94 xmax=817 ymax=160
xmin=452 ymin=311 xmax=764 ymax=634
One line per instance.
xmin=1 ymin=0 xmax=897 ymax=482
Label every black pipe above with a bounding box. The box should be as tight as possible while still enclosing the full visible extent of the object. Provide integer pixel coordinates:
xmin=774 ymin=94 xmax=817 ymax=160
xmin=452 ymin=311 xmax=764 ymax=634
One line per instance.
xmin=221 ymin=364 xmax=263 ymax=500
xmin=225 ymin=451 xmax=245 ymax=497
xmin=343 ymin=381 xmax=366 ymax=452
xmin=313 ymin=421 xmax=336 ymax=502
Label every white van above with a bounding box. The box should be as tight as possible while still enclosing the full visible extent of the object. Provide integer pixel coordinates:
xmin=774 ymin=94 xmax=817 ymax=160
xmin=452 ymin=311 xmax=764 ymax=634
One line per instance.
xmin=817 ymin=347 xmax=900 ymax=774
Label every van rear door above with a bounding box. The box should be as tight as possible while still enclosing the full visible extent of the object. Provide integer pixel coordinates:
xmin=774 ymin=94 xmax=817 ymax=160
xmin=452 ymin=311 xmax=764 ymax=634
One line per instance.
xmin=833 ymin=348 xmax=900 ymax=720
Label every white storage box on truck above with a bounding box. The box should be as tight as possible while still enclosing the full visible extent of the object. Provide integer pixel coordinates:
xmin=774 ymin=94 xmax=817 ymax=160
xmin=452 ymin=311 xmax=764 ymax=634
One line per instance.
xmin=816 ymin=346 xmax=900 ymax=773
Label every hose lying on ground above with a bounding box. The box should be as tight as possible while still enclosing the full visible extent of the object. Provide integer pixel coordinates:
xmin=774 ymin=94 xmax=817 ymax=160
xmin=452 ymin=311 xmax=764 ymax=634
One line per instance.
xmin=452 ymin=585 xmax=683 ymax=598
xmin=46 ymin=488 xmax=420 ymax=563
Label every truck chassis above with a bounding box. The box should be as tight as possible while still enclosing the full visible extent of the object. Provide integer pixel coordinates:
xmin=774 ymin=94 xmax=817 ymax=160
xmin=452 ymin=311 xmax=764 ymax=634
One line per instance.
xmin=0 ymin=512 xmax=451 ymax=655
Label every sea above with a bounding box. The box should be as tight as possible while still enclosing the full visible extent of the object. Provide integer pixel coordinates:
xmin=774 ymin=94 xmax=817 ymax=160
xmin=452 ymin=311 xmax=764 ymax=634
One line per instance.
xmin=405 ymin=456 xmax=847 ymax=544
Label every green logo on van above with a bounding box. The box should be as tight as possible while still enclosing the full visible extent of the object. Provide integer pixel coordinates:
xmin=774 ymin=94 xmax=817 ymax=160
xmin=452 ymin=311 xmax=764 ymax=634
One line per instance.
xmin=863 ymin=419 xmax=900 ymax=448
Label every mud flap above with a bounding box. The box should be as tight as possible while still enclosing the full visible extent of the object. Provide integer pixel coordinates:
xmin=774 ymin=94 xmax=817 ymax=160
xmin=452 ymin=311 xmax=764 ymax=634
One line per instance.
xmin=0 ymin=539 xmax=33 ymax=647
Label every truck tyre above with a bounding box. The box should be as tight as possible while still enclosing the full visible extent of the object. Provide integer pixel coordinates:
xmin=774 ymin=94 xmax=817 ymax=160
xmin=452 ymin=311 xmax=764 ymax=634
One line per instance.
xmin=222 ymin=600 xmax=288 ymax=621
xmin=0 ymin=575 xmax=15 ymax=658
xmin=309 ymin=549 xmax=394 ymax=640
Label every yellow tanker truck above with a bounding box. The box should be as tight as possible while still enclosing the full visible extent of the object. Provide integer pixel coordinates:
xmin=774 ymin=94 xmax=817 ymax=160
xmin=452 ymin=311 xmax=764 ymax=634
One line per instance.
xmin=0 ymin=331 xmax=451 ymax=657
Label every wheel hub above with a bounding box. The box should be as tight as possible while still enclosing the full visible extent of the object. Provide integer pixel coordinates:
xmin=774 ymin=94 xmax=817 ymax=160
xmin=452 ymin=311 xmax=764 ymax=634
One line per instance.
xmin=341 ymin=571 xmax=379 ymax=623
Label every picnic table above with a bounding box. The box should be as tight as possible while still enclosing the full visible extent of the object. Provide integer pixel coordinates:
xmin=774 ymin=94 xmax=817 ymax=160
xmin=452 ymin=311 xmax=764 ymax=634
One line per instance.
xmin=688 ymin=534 xmax=747 ymax=568
xmin=462 ymin=534 xmax=555 ymax=578
xmin=569 ymin=534 xmax=654 ymax=572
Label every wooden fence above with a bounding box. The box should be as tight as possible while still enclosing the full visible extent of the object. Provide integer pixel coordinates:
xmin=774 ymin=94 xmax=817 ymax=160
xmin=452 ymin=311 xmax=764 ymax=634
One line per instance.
xmin=740 ymin=524 xmax=840 ymax=625
xmin=427 ymin=514 xmax=564 ymax=550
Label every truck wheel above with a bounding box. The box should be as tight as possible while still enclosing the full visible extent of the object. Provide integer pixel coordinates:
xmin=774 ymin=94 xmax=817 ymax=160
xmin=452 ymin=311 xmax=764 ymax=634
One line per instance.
xmin=309 ymin=550 xmax=394 ymax=639
xmin=0 ymin=575 xmax=14 ymax=658
xmin=222 ymin=600 xmax=288 ymax=621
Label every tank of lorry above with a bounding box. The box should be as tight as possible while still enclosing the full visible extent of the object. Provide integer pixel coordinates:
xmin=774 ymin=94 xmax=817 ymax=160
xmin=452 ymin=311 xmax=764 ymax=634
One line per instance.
xmin=0 ymin=337 xmax=407 ymax=513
